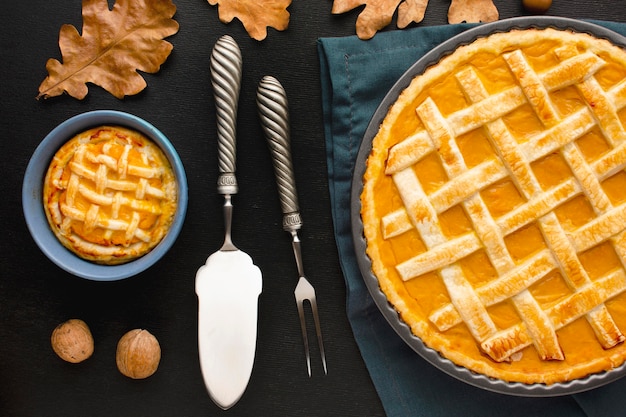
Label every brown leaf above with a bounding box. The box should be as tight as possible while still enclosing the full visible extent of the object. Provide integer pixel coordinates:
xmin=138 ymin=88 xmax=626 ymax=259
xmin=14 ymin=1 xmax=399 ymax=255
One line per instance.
xmin=398 ymin=0 xmax=428 ymax=29
xmin=448 ymin=0 xmax=499 ymax=24
xmin=332 ymin=0 xmax=428 ymax=40
xmin=208 ymin=0 xmax=291 ymax=41
xmin=37 ymin=0 xmax=179 ymax=100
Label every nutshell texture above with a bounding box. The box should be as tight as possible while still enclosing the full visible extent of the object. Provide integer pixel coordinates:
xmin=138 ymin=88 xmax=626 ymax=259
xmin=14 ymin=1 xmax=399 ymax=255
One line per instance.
xmin=116 ymin=329 xmax=161 ymax=379
xmin=51 ymin=319 xmax=94 ymax=363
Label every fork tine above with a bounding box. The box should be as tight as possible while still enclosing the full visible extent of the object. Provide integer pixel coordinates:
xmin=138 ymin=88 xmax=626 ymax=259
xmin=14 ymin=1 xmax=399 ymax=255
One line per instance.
xmin=296 ymin=299 xmax=312 ymax=377
xmin=308 ymin=296 xmax=328 ymax=375
xmin=295 ymin=276 xmax=327 ymax=376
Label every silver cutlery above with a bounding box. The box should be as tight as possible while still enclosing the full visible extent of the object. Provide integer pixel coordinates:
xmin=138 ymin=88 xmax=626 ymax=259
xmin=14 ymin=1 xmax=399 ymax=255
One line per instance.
xmin=195 ymin=35 xmax=263 ymax=409
xmin=257 ymin=75 xmax=327 ymax=377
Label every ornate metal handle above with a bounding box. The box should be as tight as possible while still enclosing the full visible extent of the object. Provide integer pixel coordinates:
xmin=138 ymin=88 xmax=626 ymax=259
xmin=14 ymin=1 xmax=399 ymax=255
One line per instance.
xmin=256 ymin=75 xmax=302 ymax=232
xmin=211 ymin=35 xmax=242 ymax=196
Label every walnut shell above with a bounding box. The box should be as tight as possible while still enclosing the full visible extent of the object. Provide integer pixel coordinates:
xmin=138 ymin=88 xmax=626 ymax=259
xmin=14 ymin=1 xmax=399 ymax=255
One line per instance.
xmin=51 ymin=319 xmax=94 ymax=363
xmin=116 ymin=329 xmax=161 ymax=379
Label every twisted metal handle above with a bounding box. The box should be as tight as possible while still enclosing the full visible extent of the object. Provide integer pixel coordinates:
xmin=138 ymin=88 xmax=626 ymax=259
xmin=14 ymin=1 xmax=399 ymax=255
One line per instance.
xmin=257 ymin=75 xmax=302 ymax=232
xmin=211 ymin=35 xmax=242 ymax=195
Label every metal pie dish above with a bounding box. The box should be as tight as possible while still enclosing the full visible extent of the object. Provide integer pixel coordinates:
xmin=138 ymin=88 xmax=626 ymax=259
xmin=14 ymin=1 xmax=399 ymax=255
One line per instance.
xmin=351 ymin=17 xmax=626 ymax=396
xmin=23 ymin=110 xmax=188 ymax=281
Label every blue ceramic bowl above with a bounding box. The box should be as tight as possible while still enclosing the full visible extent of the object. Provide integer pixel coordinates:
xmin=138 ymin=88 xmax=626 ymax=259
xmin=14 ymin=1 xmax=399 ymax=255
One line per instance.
xmin=22 ymin=110 xmax=188 ymax=281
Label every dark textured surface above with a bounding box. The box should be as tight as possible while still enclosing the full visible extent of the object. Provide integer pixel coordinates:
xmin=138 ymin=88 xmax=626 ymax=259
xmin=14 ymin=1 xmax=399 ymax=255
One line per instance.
xmin=1 ymin=1 xmax=623 ymax=416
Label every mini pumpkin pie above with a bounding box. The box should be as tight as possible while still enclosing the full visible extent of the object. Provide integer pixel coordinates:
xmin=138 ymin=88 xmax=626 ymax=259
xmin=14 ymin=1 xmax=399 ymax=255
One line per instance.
xmin=43 ymin=125 xmax=177 ymax=265
xmin=361 ymin=27 xmax=626 ymax=385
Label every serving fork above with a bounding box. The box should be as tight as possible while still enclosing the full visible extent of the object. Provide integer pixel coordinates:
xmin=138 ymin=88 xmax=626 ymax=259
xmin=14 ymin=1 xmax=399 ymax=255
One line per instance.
xmin=256 ymin=75 xmax=328 ymax=376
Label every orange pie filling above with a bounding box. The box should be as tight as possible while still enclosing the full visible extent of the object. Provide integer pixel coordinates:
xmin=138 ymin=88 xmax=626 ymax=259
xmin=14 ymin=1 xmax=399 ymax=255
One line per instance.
xmin=361 ymin=28 xmax=626 ymax=384
xmin=43 ymin=126 xmax=178 ymax=265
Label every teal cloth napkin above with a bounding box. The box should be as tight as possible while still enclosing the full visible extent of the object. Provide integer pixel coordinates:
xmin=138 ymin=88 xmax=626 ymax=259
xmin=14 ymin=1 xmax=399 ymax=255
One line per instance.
xmin=318 ymin=20 xmax=626 ymax=417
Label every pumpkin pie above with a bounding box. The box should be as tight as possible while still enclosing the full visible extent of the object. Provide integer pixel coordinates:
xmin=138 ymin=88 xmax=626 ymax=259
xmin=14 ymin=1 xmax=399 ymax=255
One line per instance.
xmin=43 ymin=125 xmax=178 ymax=265
xmin=361 ymin=27 xmax=626 ymax=384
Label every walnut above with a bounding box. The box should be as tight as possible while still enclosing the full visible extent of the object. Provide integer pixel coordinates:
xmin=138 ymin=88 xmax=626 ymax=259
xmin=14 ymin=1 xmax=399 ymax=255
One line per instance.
xmin=51 ymin=319 xmax=94 ymax=363
xmin=522 ymin=0 xmax=552 ymax=13
xmin=116 ymin=329 xmax=161 ymax=379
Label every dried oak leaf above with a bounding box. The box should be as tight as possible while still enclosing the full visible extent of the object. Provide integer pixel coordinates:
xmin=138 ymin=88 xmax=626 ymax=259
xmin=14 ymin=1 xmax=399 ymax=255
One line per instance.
xmin=448 ymin=0 xmax=499 ymax=24
xmin=37 ymin=0 xmax=179 ymax=100
xmin=208 ymin=0 xmax=291 ymax=41
xmin=332 ymin=0 xmax=428 ymax=40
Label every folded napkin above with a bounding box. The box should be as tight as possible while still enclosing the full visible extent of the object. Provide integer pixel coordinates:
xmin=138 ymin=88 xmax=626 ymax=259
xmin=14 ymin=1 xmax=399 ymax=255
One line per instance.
xmin=318 ymin=20 xmax=626 ymax=417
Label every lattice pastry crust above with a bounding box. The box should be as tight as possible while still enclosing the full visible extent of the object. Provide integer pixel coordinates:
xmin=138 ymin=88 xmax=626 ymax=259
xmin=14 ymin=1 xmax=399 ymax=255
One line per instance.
xmin=44 ymin=126 xmax=177 ymax=265
xmin=361 ymin=28 xmax=626 ymax=384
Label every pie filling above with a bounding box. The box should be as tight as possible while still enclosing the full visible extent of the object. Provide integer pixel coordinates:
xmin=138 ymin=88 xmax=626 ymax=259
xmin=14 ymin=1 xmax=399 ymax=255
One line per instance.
xmin=43 ymin=125 xmax=178 ymax=265
xmin=361 ymin=27 xmax=626 ymax=384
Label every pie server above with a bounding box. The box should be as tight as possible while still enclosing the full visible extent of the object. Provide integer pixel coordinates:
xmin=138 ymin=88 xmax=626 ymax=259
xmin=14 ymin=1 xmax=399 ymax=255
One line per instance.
xmin=195 ymin=35 xmax=262 ymax=410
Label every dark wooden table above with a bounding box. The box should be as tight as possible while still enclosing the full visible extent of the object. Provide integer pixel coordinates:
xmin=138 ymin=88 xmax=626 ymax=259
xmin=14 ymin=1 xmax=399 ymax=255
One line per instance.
xmin=2 ymin=1 xmax=622 ymax=416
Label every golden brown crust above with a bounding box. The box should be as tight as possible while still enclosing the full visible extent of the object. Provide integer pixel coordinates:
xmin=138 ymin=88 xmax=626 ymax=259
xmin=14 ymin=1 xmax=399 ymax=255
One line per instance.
xmin=43 ymin=125 xmax=177 ymax=265
xmin=362 ymin=28 xmax=626 ymax=384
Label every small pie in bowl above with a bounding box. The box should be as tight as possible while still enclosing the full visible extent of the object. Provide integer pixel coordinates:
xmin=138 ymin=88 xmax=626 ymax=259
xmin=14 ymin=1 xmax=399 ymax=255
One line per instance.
xmin=43 ymin=125 xmax=178 ymax=265
xmin=361 ymin=27 xmax=626 ymax=385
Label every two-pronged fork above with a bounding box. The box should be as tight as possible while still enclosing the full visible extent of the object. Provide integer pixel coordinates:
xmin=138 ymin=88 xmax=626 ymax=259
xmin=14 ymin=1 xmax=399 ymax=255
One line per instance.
xmin=256 ymin=75 xmax=327 ymax=377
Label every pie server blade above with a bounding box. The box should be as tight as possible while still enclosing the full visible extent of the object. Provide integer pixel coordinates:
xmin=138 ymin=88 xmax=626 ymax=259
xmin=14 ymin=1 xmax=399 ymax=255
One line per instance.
xmin=195 ymin=35 xmax=262 ymax=410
